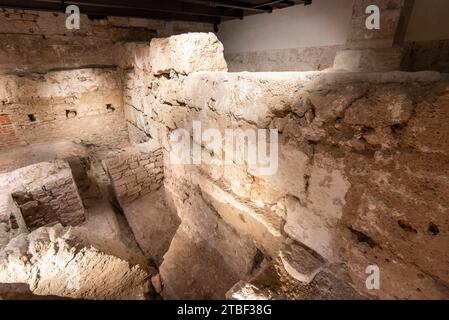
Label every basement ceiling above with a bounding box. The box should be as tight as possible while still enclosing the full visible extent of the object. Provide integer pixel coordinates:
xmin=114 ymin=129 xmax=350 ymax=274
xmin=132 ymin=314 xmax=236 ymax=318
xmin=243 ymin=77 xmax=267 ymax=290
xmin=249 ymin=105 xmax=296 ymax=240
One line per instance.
xmin=0 ymin=0 xmax=312 ymax=25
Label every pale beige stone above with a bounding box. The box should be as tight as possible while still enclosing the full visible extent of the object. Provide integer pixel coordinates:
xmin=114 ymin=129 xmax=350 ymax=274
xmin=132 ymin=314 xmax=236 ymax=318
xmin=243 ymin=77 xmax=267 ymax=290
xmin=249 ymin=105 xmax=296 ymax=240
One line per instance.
xmin=0 ymin=224 xmax=154 ymax=299
xmin=149 ymin=32 xmax=228 ymax=75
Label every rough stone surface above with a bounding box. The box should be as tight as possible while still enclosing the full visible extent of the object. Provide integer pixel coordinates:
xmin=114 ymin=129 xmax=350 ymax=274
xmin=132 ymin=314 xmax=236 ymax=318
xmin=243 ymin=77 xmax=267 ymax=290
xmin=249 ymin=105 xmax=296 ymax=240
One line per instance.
xmin=124 ymin=33 xmax=448 ymax=299
xmin=103 ymin=142 xmax=164 ymax=204
xmin=149 ymin=32 xmax=228 ymax=75
xmin=0 ymin=9 xmax=212 ymax=73
xmin=0 ymin=68 xmax=129 ymax=150
xmin=279 ymin=240 xmax=324 ymax=284
xmin=1 ymin=28 xmax=447 ymax=301
xmin=0 ymin=224 xmax=155 ymax=299
xmin=120 ymin=189 xmax=180 ymax=265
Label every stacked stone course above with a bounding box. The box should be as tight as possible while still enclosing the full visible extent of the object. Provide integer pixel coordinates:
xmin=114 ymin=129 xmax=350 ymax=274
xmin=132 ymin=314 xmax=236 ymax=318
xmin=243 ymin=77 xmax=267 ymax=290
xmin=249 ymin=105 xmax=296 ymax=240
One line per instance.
xmin=104 ymin=142 xmax=164 ymax=204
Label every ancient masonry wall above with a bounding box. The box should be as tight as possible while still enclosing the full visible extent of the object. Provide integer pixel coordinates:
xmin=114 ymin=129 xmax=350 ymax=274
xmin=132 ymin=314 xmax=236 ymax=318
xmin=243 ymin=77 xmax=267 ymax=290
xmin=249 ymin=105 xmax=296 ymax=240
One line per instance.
xmin=103 ymin=142 xmax=164 ymax=204
xmin=0 ymin=68 xmax=128 ymax=149
xmin=0 ymin=160 xmax=85 ymax=234
xmin=0 ymin=114 xmax=20 ymax=150
xmin=0 ymin=8 xmax=213 ymax=73
xmin=0 ymin=224 xmax=156 ymax=299
xmin=122 ymin=33 xmax=449 ymax=300
xmin=0 ymin=9 xmax=213 ymax=151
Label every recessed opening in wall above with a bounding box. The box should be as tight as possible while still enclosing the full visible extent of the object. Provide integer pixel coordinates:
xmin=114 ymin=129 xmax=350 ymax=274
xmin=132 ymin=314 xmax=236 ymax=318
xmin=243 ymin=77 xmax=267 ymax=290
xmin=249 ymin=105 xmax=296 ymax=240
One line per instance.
xmin=66 ymin=109 xmax=77 ymax=119
xmin=87 ymin=14 xmax=107 ymax=22
xmin=106 ymin=104 xmax=115 ymax=112
xmin=27 ymin=114 xmax=36 ymax=122
xmin=428 ymin=222 xmax=440 ymax=235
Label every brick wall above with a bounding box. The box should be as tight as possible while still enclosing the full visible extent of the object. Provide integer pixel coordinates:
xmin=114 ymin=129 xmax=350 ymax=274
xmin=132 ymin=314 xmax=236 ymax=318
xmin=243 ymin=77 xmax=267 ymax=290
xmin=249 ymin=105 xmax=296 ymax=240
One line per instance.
xmin=0 ymin=160 xmax=85 ymax=232
xmin=103 ymin=142 xmax=164 ymax=204
xmin=0 ymin=114 xmax=20 ymax=150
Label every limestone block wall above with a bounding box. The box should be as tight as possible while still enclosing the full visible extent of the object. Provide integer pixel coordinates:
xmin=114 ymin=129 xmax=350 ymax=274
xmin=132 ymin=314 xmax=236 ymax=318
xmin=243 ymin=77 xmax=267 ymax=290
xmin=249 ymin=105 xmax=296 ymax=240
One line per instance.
xmin=103 ymin=142 xmax=164 ymax=204
xmin=0 ymin=68 xmax=128 ymax=150
xmin=0 ymin=9 xmax=213 ymax=152
xmin=120 ymin=33 xmax=449 ymax=299
xmin=0 ymin=9 xmax=213 ymax=74
xmin=0 ymin=160 xmax=85 ymax=232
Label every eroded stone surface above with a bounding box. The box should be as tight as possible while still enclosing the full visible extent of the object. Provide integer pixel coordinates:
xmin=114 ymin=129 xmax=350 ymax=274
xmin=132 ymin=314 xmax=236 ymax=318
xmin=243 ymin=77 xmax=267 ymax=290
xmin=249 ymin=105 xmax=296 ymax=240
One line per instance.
xmin=149 ymin=32 xmax=227 ymax=75
xmin=0 ymin=224 xmax=155 ymax=299
xmin=280 ymin=241 xmax=324 ymax=284
xmin=226 ymin=281 xmax=274 ymax=300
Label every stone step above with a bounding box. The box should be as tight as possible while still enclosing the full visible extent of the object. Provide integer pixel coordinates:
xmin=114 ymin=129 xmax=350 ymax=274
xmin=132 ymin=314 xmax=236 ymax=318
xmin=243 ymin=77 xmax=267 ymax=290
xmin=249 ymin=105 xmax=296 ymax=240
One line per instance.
xmin=279 ymin=240 xmax=324 ymax=284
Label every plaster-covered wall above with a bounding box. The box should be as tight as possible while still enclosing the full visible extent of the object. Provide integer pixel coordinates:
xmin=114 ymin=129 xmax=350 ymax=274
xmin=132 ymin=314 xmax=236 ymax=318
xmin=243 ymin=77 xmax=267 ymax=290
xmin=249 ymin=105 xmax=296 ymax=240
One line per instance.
xmin=218 ymin=0 xmax=449 ymax=72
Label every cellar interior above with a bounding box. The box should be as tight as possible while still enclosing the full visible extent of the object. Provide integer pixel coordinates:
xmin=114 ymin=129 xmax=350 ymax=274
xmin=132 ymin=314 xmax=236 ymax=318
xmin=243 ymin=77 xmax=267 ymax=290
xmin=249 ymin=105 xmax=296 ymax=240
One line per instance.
xmin=0 ymin=0 xmax=449 ymax=300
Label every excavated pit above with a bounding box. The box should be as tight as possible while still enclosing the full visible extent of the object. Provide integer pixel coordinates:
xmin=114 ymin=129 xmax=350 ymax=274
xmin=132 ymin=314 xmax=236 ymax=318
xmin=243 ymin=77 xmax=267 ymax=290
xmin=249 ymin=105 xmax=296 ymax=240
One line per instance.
xmin=0 ymin=10 xmax=449 ymax=300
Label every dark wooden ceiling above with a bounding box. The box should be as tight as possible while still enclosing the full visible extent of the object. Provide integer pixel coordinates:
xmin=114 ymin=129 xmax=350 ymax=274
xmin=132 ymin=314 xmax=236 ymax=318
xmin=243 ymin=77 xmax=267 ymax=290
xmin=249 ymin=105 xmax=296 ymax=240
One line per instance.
xmin=0 ymin=0 xmax=312 ymax=25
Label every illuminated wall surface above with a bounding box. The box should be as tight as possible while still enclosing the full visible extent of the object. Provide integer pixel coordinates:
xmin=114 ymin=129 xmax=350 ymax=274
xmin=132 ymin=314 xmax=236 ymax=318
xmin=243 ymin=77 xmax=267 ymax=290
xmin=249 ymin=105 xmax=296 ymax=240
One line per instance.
xmin=0 ymin=1 xmax=448 ymax=301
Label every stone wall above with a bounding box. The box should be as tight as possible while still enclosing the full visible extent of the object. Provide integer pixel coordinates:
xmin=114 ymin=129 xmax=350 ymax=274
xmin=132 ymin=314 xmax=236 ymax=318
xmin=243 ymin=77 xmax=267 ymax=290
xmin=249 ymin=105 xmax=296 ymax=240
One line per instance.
xmin=402 ymin=39 xmax=449 ymax=73
xmin=120 ymin=33 xmax=449 ymax=299
xmin=0 ymin=68 xmax=129 ymax=150
xmin=0 ymin=9 xmax=213 ymax=151
xmin=0 ymin=161 xmax=85 ymax=232
xmin=0 ymin=224 xmax=156 ymax=299
xmin=103 ymin=142 xmax=164 ymax=204
xmin=0 ymin=114 xmax=20 ymax=150
xmin=0 ymin=9 xmax=212 ymax=74
xmin=220 ymin=0 xmax=449 ymax=73
xmin=225 ymin=45 xmax=342 ymax=72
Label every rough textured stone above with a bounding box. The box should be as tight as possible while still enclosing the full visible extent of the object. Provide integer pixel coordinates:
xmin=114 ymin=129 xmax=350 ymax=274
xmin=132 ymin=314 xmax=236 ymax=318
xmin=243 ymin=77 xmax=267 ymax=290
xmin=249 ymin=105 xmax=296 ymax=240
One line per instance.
xmin=279 ymin=240 xmax=323 ymax=284
xmin=333 ymin=48 xmax=404 ymax=72
xmin=0 ymin=68 xmax=128 ymax=150
xmin=0 ymin=224 xmax=155 ymax=299
xmin=226 ymin=281 xmax=274 ymax=300
xmin=103 ymin=142 xmax=164 ymax=204
xmin=149 ymin=32 xmax=228 ymax=75
xmin=0 ymin=161 xmax=85 ymax=232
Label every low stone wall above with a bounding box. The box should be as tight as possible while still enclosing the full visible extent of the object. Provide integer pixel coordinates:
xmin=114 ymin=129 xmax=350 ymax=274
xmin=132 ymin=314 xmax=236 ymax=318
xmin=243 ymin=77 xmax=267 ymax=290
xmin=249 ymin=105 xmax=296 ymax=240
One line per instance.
xmin=103 ymin=142 xmax=164 ymax=204
xmin=0 ymin=160 xmax=85 ymax=232
xmin=225 ymin=45 xmax=342 ymax=72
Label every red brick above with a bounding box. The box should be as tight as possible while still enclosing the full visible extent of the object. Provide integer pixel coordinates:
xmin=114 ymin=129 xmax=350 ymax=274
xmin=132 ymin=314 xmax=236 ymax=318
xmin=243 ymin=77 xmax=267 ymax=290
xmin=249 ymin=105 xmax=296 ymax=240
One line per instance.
xmin=0 ymin=114 xmax=12 ymax=125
